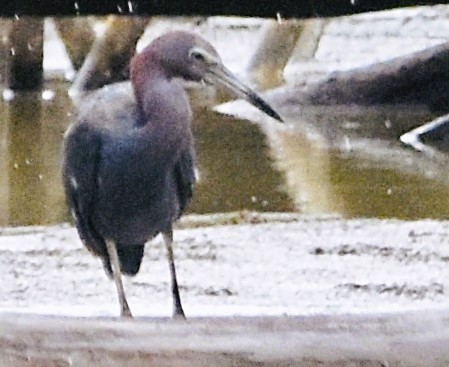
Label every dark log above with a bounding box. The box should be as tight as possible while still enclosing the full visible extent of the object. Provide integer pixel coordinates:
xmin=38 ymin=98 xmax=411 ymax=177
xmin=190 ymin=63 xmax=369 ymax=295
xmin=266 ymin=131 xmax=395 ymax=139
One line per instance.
xmin=0 ymin=20 xmax=11 ymax=86
xmin=271 ymin=39 xmax=449 ymax=113
xmin=7 ymin=17 xmax=44 ymax=90
xmin=1 ymin=0 xmax=448 ymax=18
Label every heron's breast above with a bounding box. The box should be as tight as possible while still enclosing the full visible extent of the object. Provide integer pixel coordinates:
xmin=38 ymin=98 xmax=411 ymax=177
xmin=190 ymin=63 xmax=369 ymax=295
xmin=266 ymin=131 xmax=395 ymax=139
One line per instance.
xmin=93 ymin=136 xmax=178 ymax=240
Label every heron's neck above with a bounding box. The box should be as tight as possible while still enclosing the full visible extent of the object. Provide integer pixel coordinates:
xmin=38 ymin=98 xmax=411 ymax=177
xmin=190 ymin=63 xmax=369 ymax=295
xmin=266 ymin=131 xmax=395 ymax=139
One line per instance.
xmin=131 ymin=57 xmax=191 ymax=129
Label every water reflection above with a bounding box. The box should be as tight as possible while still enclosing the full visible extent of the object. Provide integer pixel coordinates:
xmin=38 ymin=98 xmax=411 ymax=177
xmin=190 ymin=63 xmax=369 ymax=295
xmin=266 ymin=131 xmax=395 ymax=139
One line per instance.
xmin=2 ymin=85 xmax=449 ymax=226
xmin=267 ymin=102 xmax=449 ymax=220
xmin=8 ymin=95 xmax=46 ymax=225
xmin=328 ymin=155 xmax=449 ymax=219
xmin=190 ymin=112 xmax=293 ymax=213
xmin=2 ymin=89 xmax=69 ymax=225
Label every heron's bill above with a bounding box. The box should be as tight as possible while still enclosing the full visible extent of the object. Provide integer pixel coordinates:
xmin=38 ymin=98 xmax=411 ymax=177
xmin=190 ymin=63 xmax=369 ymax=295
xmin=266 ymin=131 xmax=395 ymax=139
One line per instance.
xmin=206 ymin=65 xmax=284 ymax=122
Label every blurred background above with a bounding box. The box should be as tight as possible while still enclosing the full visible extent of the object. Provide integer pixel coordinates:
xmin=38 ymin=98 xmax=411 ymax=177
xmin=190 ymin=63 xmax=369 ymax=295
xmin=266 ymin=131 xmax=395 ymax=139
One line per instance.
xmin=2 ymin=6 xmax=449 ymax=226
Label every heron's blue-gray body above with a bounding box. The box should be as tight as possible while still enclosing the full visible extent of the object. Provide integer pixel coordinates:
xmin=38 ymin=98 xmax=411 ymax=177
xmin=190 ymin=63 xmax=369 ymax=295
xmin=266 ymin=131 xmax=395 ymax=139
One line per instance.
xmin=62 ymin=31 xmax=282 ymax=317
xmin=63 ymin=80 xmax=195 ymax=275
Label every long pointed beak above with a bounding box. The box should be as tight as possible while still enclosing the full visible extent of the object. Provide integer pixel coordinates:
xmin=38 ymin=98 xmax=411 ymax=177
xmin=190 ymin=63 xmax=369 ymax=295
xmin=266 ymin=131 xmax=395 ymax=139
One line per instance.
xmin=205 ymin=64 xmax=284 ymax=122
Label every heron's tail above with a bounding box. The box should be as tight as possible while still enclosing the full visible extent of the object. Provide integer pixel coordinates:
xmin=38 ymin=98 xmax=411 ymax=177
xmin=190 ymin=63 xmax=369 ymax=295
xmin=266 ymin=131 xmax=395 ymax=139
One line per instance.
xmin=117 ymin=244 xmax=145 ymax=276
xmin=101 ymin=243 xmax=145 ymax=278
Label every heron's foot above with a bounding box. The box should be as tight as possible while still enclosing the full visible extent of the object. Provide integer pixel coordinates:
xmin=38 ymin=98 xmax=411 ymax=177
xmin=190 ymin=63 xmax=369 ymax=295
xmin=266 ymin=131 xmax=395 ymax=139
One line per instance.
xmin=121 ymin=302 xmax=133 ymax=318
xmin=173 ymin=306 xmax=186 ymax=320
xmin=121 ymin=310 xmax=133 ymax=318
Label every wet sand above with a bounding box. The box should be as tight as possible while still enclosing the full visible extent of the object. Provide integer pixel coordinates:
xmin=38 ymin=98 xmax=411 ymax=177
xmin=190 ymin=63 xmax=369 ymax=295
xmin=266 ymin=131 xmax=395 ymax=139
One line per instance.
xmin=2 ymin=215 xmax=449 ymax=365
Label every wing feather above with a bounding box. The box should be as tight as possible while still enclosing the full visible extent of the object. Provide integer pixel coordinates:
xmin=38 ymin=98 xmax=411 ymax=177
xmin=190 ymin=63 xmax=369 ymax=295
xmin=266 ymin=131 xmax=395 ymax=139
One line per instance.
xmin=174 ymin=141 xmax=197 ymax=217
xmin=62 ymin=122 xmax=108 ymax=262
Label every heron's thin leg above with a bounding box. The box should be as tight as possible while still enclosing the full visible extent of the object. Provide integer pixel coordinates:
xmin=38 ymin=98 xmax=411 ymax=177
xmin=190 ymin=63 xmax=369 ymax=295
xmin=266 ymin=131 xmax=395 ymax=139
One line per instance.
xmin=162 ymin=231 xmax=185 ymax=319
xmin=105 ymin=240 xmax=133 ymax=318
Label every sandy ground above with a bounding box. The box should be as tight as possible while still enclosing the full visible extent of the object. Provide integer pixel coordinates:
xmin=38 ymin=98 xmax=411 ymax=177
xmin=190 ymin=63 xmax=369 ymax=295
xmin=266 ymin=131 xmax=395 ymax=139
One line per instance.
xmin=3 ymin=215 xmax=449 ymax=365
xmin=2 ymin=215 xmax=449 ymax=318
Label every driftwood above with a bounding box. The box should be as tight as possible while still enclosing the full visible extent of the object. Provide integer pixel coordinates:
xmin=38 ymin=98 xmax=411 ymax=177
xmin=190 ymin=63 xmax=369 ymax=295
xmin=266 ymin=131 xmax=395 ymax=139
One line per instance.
xmin=401 ymin=113 xmax=449 ymax=156
xmin=270 ymin=39 xmax=449 ymax=114
xmin=244 ymin=20 xmax=303 ymax=89
xmin=288 ymin=18 xmax=326 ymax=63
xmin=69 ymin=16 xmax=148 ymax=97
xmin=54 ymin=17 xmax=97 ymax=71
xmin=2 ymin=311 xmax=449 ymax=366
xmin=1 ymin=0 xmax=448 ymax=18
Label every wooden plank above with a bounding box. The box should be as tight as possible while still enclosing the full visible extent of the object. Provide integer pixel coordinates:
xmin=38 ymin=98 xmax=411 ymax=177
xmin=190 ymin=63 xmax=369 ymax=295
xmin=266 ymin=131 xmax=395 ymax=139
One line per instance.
xmin=2 ymin=0 xmax=448 ymax=18
xmin=2 ymin=311 xmax=449 ymax=366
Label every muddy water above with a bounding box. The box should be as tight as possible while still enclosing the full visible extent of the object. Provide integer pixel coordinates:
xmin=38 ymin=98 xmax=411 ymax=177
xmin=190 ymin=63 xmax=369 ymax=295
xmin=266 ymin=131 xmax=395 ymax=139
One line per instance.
xmin=267 ymin=113 xmax=449 ymax=219
xmin=285 ymin=105 xmax=449 ymax=218
xmin=0 ymin=84 xmax=292 ymax=226
xmin=1 ymin=84 xmax=449 ymax=226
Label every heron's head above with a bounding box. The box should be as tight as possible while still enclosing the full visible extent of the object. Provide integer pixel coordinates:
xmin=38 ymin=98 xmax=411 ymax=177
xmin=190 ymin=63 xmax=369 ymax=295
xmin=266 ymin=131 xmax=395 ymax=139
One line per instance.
xmin=133 ymin=31 xmax=283 ymax=122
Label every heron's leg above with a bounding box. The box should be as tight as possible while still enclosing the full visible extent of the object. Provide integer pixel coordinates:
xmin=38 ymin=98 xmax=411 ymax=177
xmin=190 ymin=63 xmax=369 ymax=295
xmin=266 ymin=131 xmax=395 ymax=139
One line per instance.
xmin=105 ymin=240 xmax=133 ymax=318
xmin=162 ymin=231 xmax=185 ymax=319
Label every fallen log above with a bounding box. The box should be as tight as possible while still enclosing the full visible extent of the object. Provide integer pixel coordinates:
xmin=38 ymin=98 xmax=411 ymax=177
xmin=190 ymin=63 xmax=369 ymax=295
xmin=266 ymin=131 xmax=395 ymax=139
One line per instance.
xmin=270 ymin=39 xmax=449 ymax=113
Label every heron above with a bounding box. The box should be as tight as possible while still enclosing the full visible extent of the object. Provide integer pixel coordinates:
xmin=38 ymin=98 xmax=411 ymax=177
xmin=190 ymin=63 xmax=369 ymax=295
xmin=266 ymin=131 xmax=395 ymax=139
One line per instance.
xmin=62 ymin=31 xmax=283 ymax=318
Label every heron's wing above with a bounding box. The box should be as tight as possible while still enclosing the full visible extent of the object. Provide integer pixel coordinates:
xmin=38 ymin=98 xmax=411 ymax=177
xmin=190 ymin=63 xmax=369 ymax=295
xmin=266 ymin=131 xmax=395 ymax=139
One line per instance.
xmin=62 ymin=122 xmax=109 ymax=262
xmin=174 ymin=141 xmax=197 ymax=216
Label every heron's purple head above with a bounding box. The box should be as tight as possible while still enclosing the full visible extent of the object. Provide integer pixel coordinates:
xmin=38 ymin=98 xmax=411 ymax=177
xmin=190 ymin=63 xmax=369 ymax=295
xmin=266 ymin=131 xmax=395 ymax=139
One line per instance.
xmin=131 ymin=31 xmax=283 ymax=122
xmin=131 ymin=31 xmax=221 ymax=83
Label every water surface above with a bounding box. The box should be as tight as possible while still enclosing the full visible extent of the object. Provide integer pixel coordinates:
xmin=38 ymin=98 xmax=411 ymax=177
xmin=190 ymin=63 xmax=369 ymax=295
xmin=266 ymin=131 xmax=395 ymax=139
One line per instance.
xmin=1 ymin=84 xmax=449 ymax=226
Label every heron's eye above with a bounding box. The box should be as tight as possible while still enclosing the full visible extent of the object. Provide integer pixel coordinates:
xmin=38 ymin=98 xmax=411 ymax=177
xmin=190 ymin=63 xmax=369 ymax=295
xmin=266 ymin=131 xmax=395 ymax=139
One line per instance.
xmin=189 ymin=50 xmax=206 ymax=62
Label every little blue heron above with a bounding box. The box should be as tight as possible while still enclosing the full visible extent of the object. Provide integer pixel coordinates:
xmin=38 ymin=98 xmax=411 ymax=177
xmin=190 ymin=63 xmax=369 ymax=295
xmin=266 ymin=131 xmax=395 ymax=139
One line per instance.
xmin=62 ymin=31 xmax=283 ymax=318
